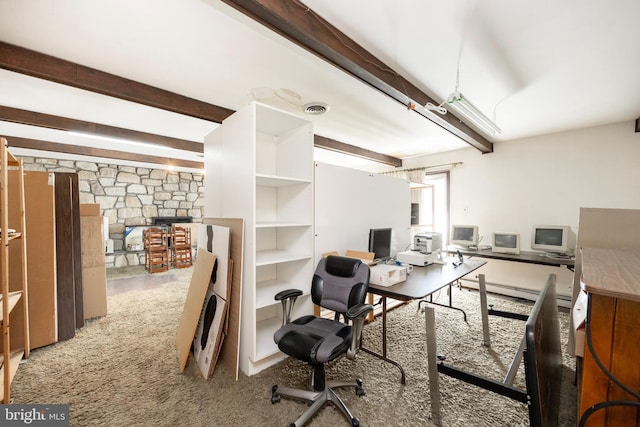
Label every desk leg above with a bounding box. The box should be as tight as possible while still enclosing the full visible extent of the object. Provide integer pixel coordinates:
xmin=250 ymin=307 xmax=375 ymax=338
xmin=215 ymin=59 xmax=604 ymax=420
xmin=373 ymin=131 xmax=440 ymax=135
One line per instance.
xmin=478 ymin=274 xmax=491 ymax=347
xmin=360 ymin=296 xmax=406 ymax=385
xmin=423 ymin=283 xmax=467 ymax=321
xmin=424 ymin=304 xmax=441 ymax=425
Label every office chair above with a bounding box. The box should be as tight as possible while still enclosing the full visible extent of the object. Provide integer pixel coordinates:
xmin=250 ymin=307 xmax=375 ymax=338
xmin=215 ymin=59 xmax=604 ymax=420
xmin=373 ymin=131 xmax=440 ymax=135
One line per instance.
xmin=271 ymin=255 xmax=373 ymax=427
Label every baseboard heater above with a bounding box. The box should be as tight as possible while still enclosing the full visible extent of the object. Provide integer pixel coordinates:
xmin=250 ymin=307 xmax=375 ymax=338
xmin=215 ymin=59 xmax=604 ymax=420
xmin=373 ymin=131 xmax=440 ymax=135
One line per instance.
xmin=459 ymin=278 xmax=572 ymax=309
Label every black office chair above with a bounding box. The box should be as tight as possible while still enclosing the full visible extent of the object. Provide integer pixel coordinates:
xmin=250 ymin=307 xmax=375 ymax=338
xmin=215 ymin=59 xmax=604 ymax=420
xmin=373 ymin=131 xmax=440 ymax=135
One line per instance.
xmin=271 ymin=255 xmax=373 ymax=427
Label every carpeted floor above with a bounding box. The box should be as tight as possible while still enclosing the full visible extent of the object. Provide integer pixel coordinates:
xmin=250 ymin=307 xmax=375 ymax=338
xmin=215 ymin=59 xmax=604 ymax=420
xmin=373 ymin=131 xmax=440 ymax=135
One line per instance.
xmin=12 ymin=267 xmax=576 ymax=426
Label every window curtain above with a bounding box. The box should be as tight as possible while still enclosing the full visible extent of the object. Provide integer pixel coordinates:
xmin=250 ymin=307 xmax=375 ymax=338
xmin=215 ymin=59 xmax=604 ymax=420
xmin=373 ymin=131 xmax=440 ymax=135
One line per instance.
xmin=379 ymin=169 xmax=430 ymax=204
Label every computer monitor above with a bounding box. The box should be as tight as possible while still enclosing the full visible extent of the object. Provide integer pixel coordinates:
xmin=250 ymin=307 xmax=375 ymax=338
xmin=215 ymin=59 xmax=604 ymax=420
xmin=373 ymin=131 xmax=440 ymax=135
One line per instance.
xmin=368 ymin=228 xmax=392 ymax=260
xmin=450 ymin=225 xmax=479 ymax=248
xmin=530 ymin=225 xmax=575 ymax=257
xmin=492 ymin=232 xmax=520 ymax=255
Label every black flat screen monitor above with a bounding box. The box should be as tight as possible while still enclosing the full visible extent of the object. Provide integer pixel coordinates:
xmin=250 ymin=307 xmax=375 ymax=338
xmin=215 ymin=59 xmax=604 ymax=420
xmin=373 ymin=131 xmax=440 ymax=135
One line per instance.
xmin=368 ymin=228 xmax=392 ymax=260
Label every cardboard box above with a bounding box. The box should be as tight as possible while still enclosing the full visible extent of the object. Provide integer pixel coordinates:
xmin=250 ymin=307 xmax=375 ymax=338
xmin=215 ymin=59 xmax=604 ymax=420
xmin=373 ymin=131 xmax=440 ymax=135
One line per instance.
xmin=80 ymin=216 xmax=106 ymax=268
xmin=369 ymin=264 xmax=407 ymax=287
xmin=82 ymin=265 xmax=107 ymax=319
xmin=80 ymin=203 xmax=101 ymax=216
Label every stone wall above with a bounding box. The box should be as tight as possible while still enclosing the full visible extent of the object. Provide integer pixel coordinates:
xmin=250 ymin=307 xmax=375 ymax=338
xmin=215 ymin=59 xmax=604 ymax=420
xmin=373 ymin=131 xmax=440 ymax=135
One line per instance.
xmin=20 ymin=156 xmax=205 ymax=268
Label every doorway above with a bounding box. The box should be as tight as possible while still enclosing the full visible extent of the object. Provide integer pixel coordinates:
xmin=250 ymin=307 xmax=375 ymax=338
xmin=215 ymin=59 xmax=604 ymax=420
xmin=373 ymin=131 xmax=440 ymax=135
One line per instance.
xmin=409 ymin=172 xmax=449 ymax=245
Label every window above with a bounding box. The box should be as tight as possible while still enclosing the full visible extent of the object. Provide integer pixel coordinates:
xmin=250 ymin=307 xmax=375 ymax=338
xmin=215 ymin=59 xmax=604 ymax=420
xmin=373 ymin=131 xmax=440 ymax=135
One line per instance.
xmin=410 ymin=172 xmax=449 ymax=243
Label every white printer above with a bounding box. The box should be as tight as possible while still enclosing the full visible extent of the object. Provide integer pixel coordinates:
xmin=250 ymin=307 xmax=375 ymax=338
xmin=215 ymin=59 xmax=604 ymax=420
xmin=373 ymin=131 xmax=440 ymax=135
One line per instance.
xmin=396 ymin=232 xmax=443 ymax=266
xmin=413 ymin=232 xmax=442 ymax=254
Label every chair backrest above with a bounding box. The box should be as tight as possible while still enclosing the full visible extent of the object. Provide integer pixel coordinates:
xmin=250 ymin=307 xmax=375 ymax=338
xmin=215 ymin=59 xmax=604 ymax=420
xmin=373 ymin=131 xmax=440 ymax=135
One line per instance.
xmin=172 ymin=225 xmax=191 ymax=246
xmin=145 ymin=227 xmax=167 ymax=248
xmin=311 ymin=255 xmax=370 ymax=315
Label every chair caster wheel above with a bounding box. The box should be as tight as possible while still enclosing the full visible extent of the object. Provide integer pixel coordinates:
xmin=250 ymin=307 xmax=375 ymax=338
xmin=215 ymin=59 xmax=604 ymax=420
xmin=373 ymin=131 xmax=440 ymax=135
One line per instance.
xmin=351 ymin=417 xmax=360 ymax=426
xmin=271 ymin=385 xmax=281 ymax=404
xmin=355 ymin=378 xmax=365 ymax=396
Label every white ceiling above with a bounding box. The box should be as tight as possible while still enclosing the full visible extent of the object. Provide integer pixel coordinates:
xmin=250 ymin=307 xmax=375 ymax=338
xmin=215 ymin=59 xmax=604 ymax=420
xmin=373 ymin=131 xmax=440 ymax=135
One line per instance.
xmin=0 ymin=0 xmax=639 ymax=171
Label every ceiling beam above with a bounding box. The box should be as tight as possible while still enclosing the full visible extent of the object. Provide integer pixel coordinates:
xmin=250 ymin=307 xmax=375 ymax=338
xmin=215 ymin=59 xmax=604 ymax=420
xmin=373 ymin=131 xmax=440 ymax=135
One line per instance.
xmin=0 ymin=106 xmax=204 ymax=152
xmin=314 ymin=135 xmax=401 ymax=167
xmin=7 ymin=136 xmax=203 ymax=170
xmin=220 ymin=0 xmax=493 ymax=154
xmin=0 ymin=41 xmax=234 ymax=123
xmin=0 ymin=42 xmax=403 ymax=166
xmin=0 ymin=106 xmax=402 ymax=166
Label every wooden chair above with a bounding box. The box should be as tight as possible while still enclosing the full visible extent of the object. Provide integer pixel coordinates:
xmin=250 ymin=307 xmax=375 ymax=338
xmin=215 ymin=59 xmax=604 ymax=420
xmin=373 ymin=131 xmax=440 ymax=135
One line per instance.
xmin=171 ymin=225 xmax=192 ymax=269
xmin=144 ymin=227 xmax=169 ymax=273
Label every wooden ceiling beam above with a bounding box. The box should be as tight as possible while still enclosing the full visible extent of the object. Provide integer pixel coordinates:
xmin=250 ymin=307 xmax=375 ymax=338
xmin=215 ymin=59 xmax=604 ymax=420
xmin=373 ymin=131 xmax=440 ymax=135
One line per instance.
xmin=0 ymin=41 xmax=234 ymax=123
xmin=0 ymin=106 xmax=204 ymax=152
xmin=7 ymin=136 xmax=203 ymax=170
xmin=220 ymin=0 xmax=493 ymax=154
xmin=0 ymin=41 xmax=402 ymax=166
xmin=0 ymin=105 xmax=402 ymax=165
xmin=314 ymin=135 xmax=401 ymax=167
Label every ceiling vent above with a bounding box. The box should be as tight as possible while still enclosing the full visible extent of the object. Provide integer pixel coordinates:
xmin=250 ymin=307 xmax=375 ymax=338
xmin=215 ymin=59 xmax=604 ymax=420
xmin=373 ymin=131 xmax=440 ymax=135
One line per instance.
xmin=302 ymin=102 xmax=330 ymax=115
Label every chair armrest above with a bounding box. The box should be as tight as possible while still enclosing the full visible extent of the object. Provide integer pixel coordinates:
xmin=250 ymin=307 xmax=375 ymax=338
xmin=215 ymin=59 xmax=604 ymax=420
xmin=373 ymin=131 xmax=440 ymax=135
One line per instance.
xmin=346 ymin=303 xmax=373 ymax=360
xmin=275 ymin=289 xmax=303 ymax=301
xmin=275 ymin=289 xmax=303 ymax=326
xmin=345 ymin=303 xmax=373 ymax=320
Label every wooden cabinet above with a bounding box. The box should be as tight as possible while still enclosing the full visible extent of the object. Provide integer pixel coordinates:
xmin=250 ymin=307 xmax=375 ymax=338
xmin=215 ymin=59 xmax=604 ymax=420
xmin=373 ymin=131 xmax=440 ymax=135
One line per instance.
xmin=0 ymin=137 xmax=30 ymax=403
xmin=578 ymin=247 xmax=640 ymax=426
xmin=204 ymin=102 xmax=314 ymax=376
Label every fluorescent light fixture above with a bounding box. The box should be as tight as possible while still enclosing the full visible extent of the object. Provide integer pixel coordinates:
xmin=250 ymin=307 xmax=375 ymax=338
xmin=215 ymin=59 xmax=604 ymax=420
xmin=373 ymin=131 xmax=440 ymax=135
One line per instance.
xmin=447 ymin=91 xmax=501 ymax=135
xmin=67 ymin=131 xmax=173 ymax=151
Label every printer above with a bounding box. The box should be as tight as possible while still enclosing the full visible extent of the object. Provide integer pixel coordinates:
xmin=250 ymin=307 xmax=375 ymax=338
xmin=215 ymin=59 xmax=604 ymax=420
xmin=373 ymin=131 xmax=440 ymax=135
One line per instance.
xmin=413 ymin=232 xmax=442 ymax=254
xmin=396 ymin=232 xmax=444 ymax=266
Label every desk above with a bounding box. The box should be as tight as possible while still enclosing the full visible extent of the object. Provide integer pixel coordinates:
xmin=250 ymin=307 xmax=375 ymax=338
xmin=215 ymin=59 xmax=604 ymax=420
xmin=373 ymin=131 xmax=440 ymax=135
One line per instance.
xmin=362 ymin=258 xmax=487 ymax=384
xmin=448 ymin=248 xmax=575 ymax=308
xmin=449 ymin=247 xmax=575 ymax=269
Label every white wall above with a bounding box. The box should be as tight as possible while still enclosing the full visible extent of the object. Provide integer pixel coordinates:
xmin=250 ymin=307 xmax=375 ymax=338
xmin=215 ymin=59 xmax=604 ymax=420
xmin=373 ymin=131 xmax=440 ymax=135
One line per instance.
xmin=400 ymin=121 xmax=640 ymax=252
xmin=314 ymin=162 xmax=411 ymax=262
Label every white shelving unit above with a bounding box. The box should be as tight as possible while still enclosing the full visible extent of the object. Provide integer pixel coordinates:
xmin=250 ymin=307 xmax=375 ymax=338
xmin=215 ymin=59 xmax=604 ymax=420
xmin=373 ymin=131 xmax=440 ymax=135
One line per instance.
xmin=204 ymin=102 xmax=314 ymax=376
xmin=1 ymin=137 xmax=29 ymax=403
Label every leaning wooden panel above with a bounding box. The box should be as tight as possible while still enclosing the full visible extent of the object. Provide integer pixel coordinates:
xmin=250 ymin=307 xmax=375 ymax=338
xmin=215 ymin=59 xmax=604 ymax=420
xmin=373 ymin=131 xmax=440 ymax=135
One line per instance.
xmin=176 ymin=249 xmax=216 ymax=373
xmin=54 ymin=172 xmax=84 ymax=339
xmin=193 ymin=224 xmax=230 ymax=379
xmin=19 ymin=171 xmax=57 ymax=349
xmin=203 ymin=217 xmax=244 ymax=381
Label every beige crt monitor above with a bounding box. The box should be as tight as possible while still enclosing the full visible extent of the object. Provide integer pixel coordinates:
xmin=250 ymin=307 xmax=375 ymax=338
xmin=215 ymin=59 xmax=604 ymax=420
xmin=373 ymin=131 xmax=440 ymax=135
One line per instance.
xmin=491 ymin=232 xmax=520 ymax=254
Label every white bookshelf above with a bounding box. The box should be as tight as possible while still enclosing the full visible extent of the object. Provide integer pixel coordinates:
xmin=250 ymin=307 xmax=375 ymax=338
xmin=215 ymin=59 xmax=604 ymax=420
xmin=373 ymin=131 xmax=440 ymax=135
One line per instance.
xmin=204 ymin=102 xmax=314 ymax=376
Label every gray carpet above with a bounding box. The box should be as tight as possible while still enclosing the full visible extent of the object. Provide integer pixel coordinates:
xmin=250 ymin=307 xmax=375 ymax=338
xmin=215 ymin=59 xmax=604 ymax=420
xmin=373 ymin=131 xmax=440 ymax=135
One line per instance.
xmin=12 ymin=267 xmax=576 ymax=426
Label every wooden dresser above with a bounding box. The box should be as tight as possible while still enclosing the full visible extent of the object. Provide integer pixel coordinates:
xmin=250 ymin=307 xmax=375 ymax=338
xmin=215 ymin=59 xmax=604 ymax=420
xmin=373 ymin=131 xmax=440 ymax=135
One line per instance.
xmin=578 ymin=247 xmax=640 ymax=426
